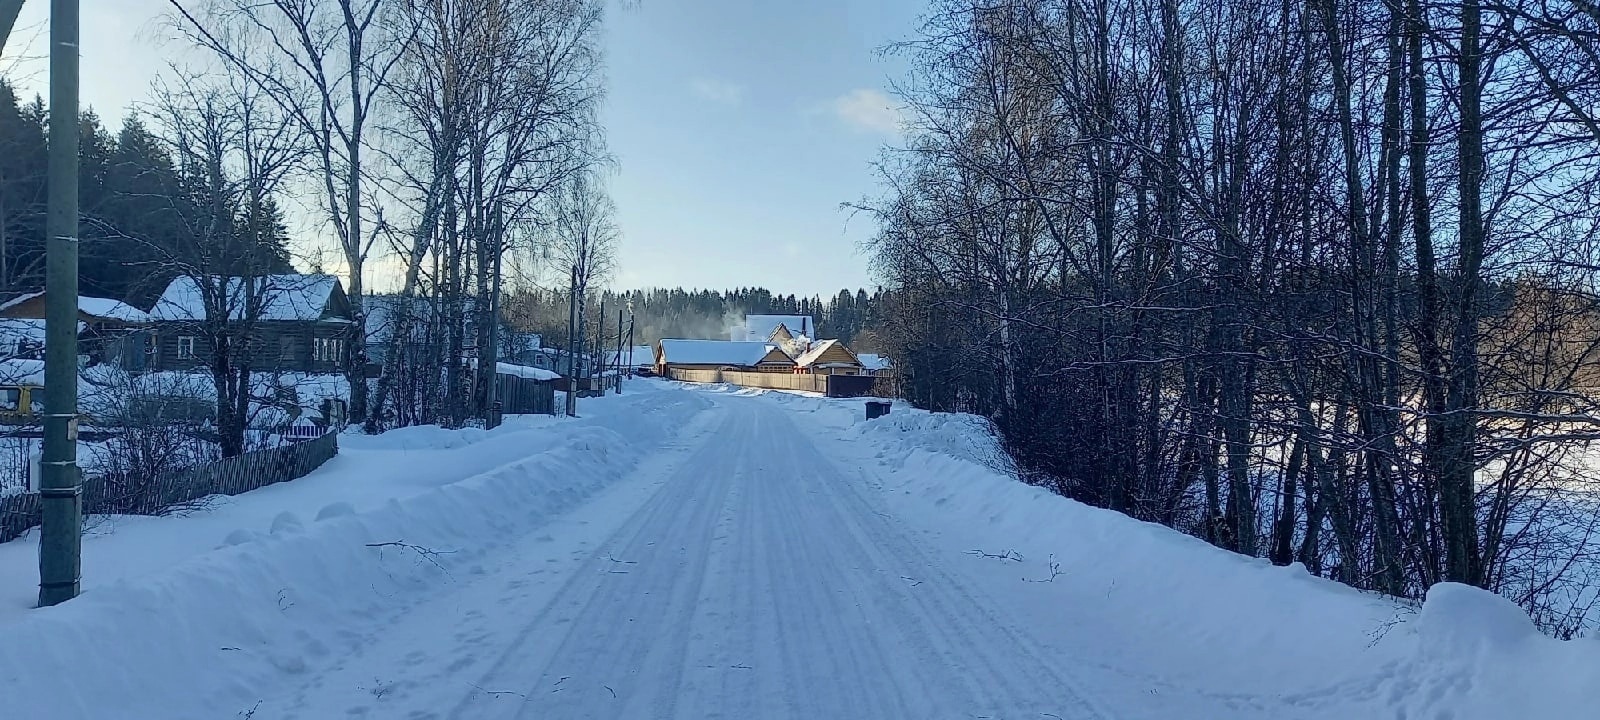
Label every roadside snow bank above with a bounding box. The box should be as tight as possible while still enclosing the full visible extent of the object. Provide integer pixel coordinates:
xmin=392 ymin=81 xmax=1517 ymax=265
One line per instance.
xmin=0 ymin=381 xmax=708 ymax=719
xmin=756 ymin=388 xmax=1600 ymax=719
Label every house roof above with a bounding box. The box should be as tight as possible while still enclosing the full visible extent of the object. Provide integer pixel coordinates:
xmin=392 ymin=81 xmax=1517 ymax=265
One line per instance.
xmin=856 ymin=353 xmax=892 ymax=371
xmin=0 ymin=292 xmax=150 ymax=322
xmin=659 ymin=339 xmax=794 ymax=367
xmin=608 ymin=345 xmax=655 ymax=367
xmin=149 ymin=274 xmax=344 ymax=322
xmin=741 ymin=315 xmax=814 ymax=341
xmin=794 ymin=339 xmax=863 ymax=368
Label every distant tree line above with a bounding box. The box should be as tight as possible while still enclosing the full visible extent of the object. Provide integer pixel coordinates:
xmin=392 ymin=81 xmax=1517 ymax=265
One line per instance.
xmin=0 ymin=79 xmax=294 ymax=306
xmin=863 ymin=0 xmax=1600 ymax=635
xmin=501 ymin=286 xmax=888 ymax=351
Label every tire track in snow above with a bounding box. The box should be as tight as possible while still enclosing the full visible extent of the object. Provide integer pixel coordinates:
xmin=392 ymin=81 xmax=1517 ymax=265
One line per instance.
xmin=259 ymin=392 xmax=1131 ymax=720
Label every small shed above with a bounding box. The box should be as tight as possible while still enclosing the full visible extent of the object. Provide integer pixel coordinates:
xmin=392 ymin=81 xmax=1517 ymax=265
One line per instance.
xmin=495 ymin=362 xmax=559 ymax=415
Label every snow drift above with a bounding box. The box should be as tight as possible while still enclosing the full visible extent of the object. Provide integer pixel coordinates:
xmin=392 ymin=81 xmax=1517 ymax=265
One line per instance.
xmin=0 ymin=383 xmax=711 ymax=719
xmin=749 ymin=387 xmax=1600 ymax=718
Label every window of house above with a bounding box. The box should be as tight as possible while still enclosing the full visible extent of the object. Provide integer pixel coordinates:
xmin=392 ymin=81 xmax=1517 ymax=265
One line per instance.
xmin=314 ymin=337 xmax=344 ymax=363
xmin=0 ymin=388 xmax=19 ymax=411
xmin=177 ymin=336 xmax=197 ymax=359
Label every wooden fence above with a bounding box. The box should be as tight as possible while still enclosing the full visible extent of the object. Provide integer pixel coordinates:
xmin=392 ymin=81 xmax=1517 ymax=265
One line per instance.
xmin=666 ymin=368 xmax=887 ymax=398
xmin=496 ymin=374 xmax=557 ymax=415
xmin=0 ymin=432 xmax=338 ymax=543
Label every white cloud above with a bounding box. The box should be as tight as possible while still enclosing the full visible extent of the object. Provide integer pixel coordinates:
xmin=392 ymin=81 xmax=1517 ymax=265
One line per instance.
xmin=830 ymin=88 xmax=904 ymax=136
xmin=689 ymin=77 xmax=744 ymax=106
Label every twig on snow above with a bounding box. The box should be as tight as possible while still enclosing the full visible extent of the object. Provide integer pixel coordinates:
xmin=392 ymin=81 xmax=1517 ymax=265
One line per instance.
xmin=469 ymin=682 xmax=527 ymax=700
xmin=604 ymin=685 xmax=618 ymax=699
xmin=901 ymin=575 xmax=924 ymax=586
xmin=1024 ymin=554 xmax=1063 ymax=583
xmin=366 ymin=540 xmax=457 ymax=572
xmin=967 ymin=548 xmax=1025 ymax=562
xmin=605 ymin=552 xmax=636 ymax=573
xmin=237 ymin=701 xmax=261 ymax=719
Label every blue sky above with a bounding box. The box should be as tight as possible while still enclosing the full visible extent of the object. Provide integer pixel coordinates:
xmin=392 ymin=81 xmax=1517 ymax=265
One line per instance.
xmin=603 ymin=0 xmax=920 ymax=296
xmin=1 ymin=0 xmax=923 ymax=298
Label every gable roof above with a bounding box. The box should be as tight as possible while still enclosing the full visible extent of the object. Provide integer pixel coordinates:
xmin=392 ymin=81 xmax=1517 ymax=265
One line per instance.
xmin=856 ymin=353 xmax=892 ymax=371
xmin=609 ymin=345 xmax=655 ymax=367
xmin=741 ymin=315 xmax=814 ymax=341
xmin=149 ymin=274 xmax=346 ymax=322
xmin=659 ymin=339 xmax=795 ymax=367
xmin=794 ymin=339 xmax=863 ymax=368
xmin=0 ymin=292 xmax=150 ymax=323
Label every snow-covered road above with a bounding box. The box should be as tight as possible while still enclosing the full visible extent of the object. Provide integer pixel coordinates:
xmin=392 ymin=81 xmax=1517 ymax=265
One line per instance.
xmin=2 ymin=382 xmax=1594 ymax=719
xmin=259 ymin=395 xmax=1111 ymax=720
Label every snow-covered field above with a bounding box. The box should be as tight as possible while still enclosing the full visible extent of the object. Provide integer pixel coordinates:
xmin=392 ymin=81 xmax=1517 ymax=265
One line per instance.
xmin=0 ymin=380 xmax=1594 ymax=718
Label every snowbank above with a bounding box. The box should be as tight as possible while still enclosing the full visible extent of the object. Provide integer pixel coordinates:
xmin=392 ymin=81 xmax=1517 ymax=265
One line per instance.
xmin=752 ymin=388 xmax=1600 ymax=719
xmin=496 ymin=361 xmax=561 ymax=381
xmin=0 ymin=381 xmax=710 ymax=719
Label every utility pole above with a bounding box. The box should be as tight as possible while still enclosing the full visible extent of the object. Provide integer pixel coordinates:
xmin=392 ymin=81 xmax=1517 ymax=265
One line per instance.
xmin=625 ymin=299 xmax=635 ymax=386
xmin=615 ymin=306 xmax=623 ymax=394
xmin=596 ymin=298 xmax=605 ymax=394
xmin=483 ymin=203 xmax=503 ymax=429
xmin=39 ymin=0 xmax=81 ymax=608
xmin=564 ymin=264 xmax=577 ymax=416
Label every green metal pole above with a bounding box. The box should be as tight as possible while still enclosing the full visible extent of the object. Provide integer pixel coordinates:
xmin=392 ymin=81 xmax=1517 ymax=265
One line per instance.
xmin=0 ymin=0 xmax=25 ymax=55
xmin=38 ymin=0 xmax=79 ymax=608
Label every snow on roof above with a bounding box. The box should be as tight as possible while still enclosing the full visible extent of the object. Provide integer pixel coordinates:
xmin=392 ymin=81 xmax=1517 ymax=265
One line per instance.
xmin=0 ymin=292 xmax=149 ymax=322
xmin=741 ymin=315 xmax=814 ymax=341
xmin=78 ymin=297 xmax=149 ymax=322
xmin=496 ymin=362 xmax=561 ymax=382
xmin=857 ymin=353 xmax=892 ymax=371
xmin=149 ymin=275 xmax=343 ymax=322
xmin=608 ymin=346 xmax=655 ymax=367
xmin=793 ymin=339 xmax=861 ymax=368
xmin=659 ymin=339 xmax=792 ymax=367
xmin=0 ymin=358 xmax=45 ymax=385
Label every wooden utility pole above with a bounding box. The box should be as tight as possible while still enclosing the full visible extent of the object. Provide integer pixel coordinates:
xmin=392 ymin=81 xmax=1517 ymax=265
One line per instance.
xmin=615 ymin=306 xmax=623 ymax=394
xmin=38 ymin=0 xmax=81 ymax=607
xmin=483 ymin=204 xmax=504 ymax=429
xmin=564 ymin=264 xmax=577 ymax=416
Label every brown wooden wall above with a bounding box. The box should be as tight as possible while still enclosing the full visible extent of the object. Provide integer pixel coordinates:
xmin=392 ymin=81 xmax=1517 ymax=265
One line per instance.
xmin=149 ymin=321 xmax=355 ymax=374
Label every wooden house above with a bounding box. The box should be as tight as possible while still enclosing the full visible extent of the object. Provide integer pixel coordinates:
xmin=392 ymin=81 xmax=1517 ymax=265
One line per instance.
xmin=793 ymin=339 xmax=866 ymax=375
xmin=656 ymin=339 xmax=796 ymax=375
xmin=0 ymin=291 xmax=151 ymax=369
xmin=146 ymin=274 xmax=357 ymax=374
